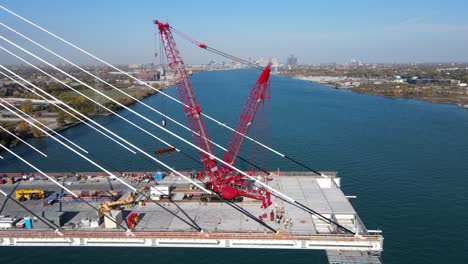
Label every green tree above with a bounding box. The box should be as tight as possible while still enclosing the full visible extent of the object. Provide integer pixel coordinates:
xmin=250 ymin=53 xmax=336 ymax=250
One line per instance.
xmin=462 ymin=74 xmax=468 ymax=83
xmin=31 ymin=121 xmax=45 ymax=138
xmin=16 ymin=121 xmax=30 ymax=136
xmin=0 ymin=128 xmax=14 ymax=146
xmin=56 ymin=111 xmax=66 ymax=126
xmin=20 ymin=100 xmax=33 ymax=114
xmin=67 ymin=96 xmax=96 ymax=116
xmin=66 ymin=114 xmax=78 ymax=123
xmin=105 ymin=101 xmax=121 ymax=112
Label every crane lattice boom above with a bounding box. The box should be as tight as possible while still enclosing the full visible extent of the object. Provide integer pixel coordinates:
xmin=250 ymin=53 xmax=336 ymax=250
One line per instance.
xmin=155 ymin=20 xmax=272 ymax=208
xmin=222 ymin=64 xmax=271 ymax=170
xmin=156 ymin=21 xmax=217 ymax=175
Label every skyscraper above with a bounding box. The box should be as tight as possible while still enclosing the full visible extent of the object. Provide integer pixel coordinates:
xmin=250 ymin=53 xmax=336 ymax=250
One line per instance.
xmin=286 ymin=54 xmax=298 ymax=66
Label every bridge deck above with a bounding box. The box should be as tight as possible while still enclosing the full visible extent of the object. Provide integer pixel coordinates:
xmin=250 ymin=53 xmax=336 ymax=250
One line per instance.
xmin=0 ymin=172 xmax=383 ymax=263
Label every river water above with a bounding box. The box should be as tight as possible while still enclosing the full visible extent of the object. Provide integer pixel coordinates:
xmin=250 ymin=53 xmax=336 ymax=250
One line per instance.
xmin=1 ymin=69 xmax=468 ymax=263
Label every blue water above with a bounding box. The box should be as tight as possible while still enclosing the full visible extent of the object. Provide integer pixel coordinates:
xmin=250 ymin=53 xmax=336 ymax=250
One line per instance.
xmin=1 ymin=70 xmax=468 ymax=263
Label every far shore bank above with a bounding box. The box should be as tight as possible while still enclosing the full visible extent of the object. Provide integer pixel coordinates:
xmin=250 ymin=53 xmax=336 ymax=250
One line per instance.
xmin=287 ymin=74 xmax=468 ymax=109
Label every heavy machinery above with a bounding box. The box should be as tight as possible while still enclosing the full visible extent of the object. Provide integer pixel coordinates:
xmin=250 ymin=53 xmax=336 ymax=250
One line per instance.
xmin=97 ymin=192 xmax=136 ymax=217
xmin=15 ymin=190 xmax=45 ymax=201
xmin=126 ymin=213 xmax=139 ymax=229
xmin=154 ymin=20 xmax=272 ymax=208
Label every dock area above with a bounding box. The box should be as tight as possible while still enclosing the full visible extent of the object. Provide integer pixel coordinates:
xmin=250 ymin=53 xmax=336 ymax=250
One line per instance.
xmin=0 ymin=171 xmax=383 ymax=264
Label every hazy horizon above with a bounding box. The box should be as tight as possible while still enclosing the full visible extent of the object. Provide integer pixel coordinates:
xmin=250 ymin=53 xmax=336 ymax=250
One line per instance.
xmin=1 ymin=0 xmax=468 ymax=66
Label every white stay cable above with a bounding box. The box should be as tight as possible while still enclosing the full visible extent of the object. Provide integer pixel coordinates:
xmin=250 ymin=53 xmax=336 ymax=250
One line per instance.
xmin=0 ymin=125 xmax=47 ymax=157
xmin=0 ymin=5 xmax=285 ymax=158
xmin=0 ymin=67 xmax=210 ymax=195
xmin=0 ymin=43 xmax=176 ymax=151
xmin=0 ymin=62 xmax=212 ymax=194
xmin=0 ymin=97 xmax=277 ymax=231
xmin=0 ymin=66 xmax=207 ymax=195
xmin=0 ymin=98 xmax=212 ymax=195
xmin=0 ymin=38 xmax=296 ymax=204
xmin=0 ymin=97 xmax=87 ymax=154
xmin=0 ymin=22 xmax=232 ymax=155
xmin=0 ymin=76 xmax=278 ymax=232
xmin=0 ymin=69 xmax=137 ymax=154
xmin=1 ymin=144 xmax=78 ymax=198
xmin=0 ymin=144 xmax=133 ymax=232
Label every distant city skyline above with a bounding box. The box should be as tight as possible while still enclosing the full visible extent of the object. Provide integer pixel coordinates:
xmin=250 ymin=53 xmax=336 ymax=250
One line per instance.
xmin=1 ymin=0 xmax=468 ymax=65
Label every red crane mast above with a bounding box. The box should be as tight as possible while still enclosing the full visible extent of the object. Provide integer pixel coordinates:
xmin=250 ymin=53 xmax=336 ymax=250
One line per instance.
xmin=155 ymin=21 xmax=217 ymax=175
xmin=154 ymin=20 xmax=271 ymax=208
xmin=221 ymin=64 xmax=271 ymax=169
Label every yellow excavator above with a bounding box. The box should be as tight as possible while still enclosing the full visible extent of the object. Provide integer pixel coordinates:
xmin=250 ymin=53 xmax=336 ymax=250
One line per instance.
xmin=97 ymin=192 xmax=136 ymax=217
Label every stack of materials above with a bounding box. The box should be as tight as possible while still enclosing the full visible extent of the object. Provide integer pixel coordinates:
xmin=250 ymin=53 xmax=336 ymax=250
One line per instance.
xmin=0 ymin=216 xmax=17 ymax=228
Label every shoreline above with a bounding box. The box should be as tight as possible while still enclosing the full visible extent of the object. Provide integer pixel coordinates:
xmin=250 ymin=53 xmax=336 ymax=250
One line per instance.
xmin=57 ymin=83 xmax=172 ymax=126
xmin=0 ymin=82 xmax=172 ymax=152
xmin=287 ymin=74 xmax=468 ymax=109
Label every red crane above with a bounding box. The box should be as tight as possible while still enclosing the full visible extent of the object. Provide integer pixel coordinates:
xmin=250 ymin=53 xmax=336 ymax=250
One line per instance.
xmin=155 ymin=20 xmax=272 ymax=208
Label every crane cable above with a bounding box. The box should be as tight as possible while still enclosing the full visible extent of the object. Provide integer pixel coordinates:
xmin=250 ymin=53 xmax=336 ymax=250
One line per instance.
xmin=0 ymin=67 xmax=274 ymax=233
xmin=0 ymin=6 xmax=320 ymax=176
xmin=0 ymin=115 xmax=163 ymax=228
xmin=155 ymin=24 xmax=352 ymax=234
xmin=168 ymin=25 xmax=262 ymax=69
xmin=0 ymin=72 xmax=203 ymax=232
xmin=0 ymin=70 xmax=137 ymax=156
xmin=0 ymin=68 xmax=203 ymax=231
xmin=0 ymin=99 xmax=270 ymax=233
xmin=155 ymin=25 xmax=167 ymax=127
xmin=0 ymin=149 xmax=63 ymax=232
xmin=0 ymin=41 xmax=284 ymax=206
xmin=167 ymin=24 xmax=326 ymax=176
xmin=0 ymin=145 xmax=131 ymax=233
xmin=0 ymin=100 xmax=203 ymax=232
xmin=0 ymin=187 xmax=61 ymax=231
xmin=0 ymin=23 xmax=266 ymax=176
xmin=0 ymin=27 xmax=330 ymax=231
xmin=0 ymin=8 xmax=347 ymax=232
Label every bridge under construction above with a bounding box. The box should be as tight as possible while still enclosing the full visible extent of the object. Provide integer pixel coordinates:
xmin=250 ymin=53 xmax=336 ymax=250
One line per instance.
xmin=0 ymin=4 xmax=383 ymax=264
xmin=0 ymin=171 xmax=383 ymax=264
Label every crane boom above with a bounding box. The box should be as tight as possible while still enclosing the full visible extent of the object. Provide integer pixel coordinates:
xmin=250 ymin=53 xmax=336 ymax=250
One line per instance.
xmin=155 ymin=20 xmax=218 ymax=181
xmin=154 ymin=20 xmax=272 ymax=208
xmin=222 ymin=64 xmax=271 ymax=170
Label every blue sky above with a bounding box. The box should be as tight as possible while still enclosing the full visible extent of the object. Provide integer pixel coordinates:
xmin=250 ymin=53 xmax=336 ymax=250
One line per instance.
xmin=1 ymin=0 xmax=468 ymax=65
